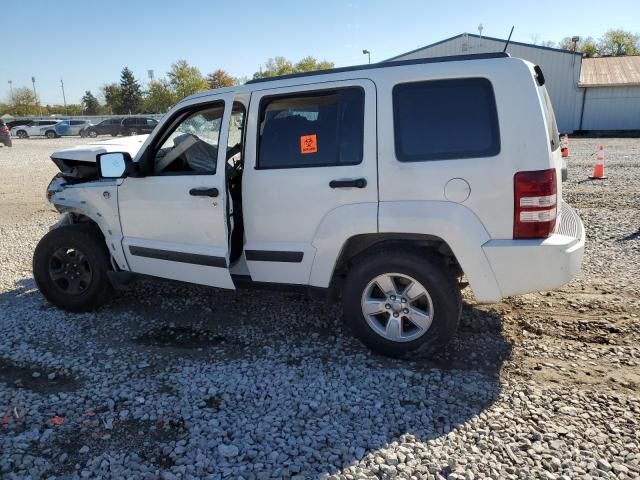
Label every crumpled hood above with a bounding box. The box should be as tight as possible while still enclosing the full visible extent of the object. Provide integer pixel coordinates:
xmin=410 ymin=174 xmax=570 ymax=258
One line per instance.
xmin=51 ymin=135 xmax=149 ymax=163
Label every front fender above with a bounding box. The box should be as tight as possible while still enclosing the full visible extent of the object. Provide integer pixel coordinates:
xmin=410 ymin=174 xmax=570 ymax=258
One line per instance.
xmin=378 ymin=201 xmax=503 ymax=303
xmin=49 ymin=180 xmax=129 ymax=271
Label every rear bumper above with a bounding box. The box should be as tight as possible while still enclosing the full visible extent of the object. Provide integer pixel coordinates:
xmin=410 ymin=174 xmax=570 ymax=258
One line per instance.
xmin=482 ymin=202 xmax=584 ymax=298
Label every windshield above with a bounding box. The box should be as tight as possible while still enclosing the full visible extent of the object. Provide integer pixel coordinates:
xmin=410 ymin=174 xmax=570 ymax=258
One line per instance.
xmin=539 ymin=86 xmax=560 ymax=152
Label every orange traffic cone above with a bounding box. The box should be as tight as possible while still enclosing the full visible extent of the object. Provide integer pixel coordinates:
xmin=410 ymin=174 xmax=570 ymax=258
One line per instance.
xmin=561 ymin=134 xmax=570 ymax=158
xmin=589 ymin=145 xmax=607 ymax=180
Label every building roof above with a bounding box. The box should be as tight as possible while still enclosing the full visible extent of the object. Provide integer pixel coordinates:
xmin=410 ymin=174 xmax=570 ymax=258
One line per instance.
xmin=384 ymin=33 xmax=582 ymax=62
xmin=579 ymin=56 xmax=640 ymax=87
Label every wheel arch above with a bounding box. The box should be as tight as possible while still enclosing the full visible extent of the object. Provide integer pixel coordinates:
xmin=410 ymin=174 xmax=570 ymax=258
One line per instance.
xmin=327 ymin=233 xmax=462 ymax=301
xmin=49 ymin=183 xmax=129 ymax=272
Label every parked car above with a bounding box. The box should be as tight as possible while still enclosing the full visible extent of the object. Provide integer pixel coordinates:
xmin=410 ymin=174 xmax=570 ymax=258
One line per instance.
xmin=0 ymin=120 xmax=12 ymax=147
xmin=120 ymin=117 xmax=159 ymax=136
xmin=35 ymin=53 xmax=584 ymax=358
xmin=47 ymin=120 xmax=93 ymax=138
xmin=6 ymin=119 xmax=34 ymax=130
xmin=11 ymin=120 xmax=60 ymax=138
xmin=80 ymin=118 xmax=123 ymax=138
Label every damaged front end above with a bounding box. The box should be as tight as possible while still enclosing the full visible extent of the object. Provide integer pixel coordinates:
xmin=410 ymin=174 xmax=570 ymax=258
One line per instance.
xmin=45 ymin=136 xmax=147 ymax=271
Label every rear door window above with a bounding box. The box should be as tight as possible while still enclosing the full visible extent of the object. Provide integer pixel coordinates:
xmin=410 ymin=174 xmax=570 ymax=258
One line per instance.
xmin=257 ymin=87 xmax=364 ymax=169
xmin=393 ymin=78 xmax=500 ymax=162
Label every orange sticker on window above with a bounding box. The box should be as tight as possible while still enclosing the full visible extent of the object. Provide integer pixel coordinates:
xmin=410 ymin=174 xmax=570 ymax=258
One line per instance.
xmin=300 ymin=134 xmax=318 ymax=154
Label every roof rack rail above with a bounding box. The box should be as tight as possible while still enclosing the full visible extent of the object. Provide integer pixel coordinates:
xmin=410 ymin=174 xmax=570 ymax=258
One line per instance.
xmin=246 ymin=52 xmax=509 ymax=85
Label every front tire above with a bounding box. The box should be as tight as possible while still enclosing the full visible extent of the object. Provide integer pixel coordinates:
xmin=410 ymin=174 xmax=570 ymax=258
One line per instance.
xmin=128 ymin=129 xmax=138 ymax=136
xmin=16 ymin=130 xmax=28 ymax=139
xmin=343 ymin=249 xmax=461 ymax=358
xmin=88 ymin=130 xmax=98 ymax=138
xmin=45 ymin=130 xmax=57 ymax=139
xmin=33 ymin=225 xmax=114 ymax=312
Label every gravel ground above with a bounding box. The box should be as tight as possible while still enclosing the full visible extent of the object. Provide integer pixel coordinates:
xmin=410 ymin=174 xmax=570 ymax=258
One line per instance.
xmin=0 ymin=136 xmax=639 ymax=479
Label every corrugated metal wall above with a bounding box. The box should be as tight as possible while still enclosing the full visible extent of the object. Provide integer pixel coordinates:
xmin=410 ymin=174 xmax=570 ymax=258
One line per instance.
xmin=389 ymin=35 xmax=583 ymax=133
xmin=581 ymin=86 xmax=640 ymax=131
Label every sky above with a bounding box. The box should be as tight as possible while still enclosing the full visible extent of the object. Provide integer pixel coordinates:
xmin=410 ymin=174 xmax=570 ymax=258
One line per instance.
xmin=3 ymin=0 xmax=639 ymax=105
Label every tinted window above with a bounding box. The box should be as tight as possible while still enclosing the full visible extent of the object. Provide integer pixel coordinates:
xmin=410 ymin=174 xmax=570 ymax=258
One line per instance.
xmin=70 ymin=120 xmax=84 ymax=126
xmin=257 ymin=87 xmax=364 ymax=169
xmin=393 ymin=78 xmax=500 ymax=162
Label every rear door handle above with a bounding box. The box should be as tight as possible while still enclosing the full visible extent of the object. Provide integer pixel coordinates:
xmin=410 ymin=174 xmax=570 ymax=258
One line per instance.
xmin=329 ymin=178 xmax=367 ymax=189
xmin=189 ymin=187 xmax=219 ymax=197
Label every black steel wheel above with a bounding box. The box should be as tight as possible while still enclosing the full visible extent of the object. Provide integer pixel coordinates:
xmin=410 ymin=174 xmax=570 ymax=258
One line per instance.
xmin=33 ymin=225 xmax=114 ymax=312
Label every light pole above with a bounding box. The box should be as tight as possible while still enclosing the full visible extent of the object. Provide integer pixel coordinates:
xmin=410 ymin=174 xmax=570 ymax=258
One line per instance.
xmin=362 ymin=49 xmax=371 ymax=64
xmin=31 ymin=76 xmax=39 ymax=116
xmin=60 ymin=79 xmax=67 ymax=114
xmin=8 ymin=80 xmax=13 ymax=97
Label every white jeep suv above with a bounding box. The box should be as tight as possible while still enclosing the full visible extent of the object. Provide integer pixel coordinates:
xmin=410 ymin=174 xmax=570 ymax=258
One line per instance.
xmin=34 ymin=53 xmax=584 ymax=358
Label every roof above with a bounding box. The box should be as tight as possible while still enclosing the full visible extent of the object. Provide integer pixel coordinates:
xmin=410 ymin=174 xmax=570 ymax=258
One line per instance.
xmin=245 ymin=52 xmax=509 ymax=85
xmin=384 ymin=33 xmax=582 ymax=62
xmin=579 ymin=56 xmax=640 ymax=87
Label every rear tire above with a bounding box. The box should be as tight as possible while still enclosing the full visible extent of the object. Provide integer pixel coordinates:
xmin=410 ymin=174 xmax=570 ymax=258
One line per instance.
xmin=128 ymin=129 xmax=138 ymax=136
xmin=343 ymin=249 xmax=461 ymax=359
xmin=33 ymin=225 xmax=114 ymax=312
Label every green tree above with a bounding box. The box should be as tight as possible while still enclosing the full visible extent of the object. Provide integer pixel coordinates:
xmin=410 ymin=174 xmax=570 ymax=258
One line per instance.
xmin=168 ymin=60 xmax=209 ymax=100
xmin=206 ymin=69 xmax=237 ymax=90
xmin=253 ymin=56 xmax=334 ymax=79
xmin=144 ymin=79 xmax=176 ymax=113
xmin=101 ymin=83 xmax=122 ymax=114
xmin=119 ymin=67 xmax=143 ymax=114
xmin=81 ymin=91 xmax=100 ymax=115
xmin=558 ymin=36 xmax=599 ymax=56
xmin=598 ymin=29 xmax=639 ymax=56
xmin=6 ymin=87 xmax=39 ymax=116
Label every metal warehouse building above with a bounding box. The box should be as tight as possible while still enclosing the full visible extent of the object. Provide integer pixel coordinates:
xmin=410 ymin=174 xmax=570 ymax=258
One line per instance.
xmin=386 ymin=33 xmax=640 ymax=133
xmin=578 ymin=56 xmax=640 ymax=131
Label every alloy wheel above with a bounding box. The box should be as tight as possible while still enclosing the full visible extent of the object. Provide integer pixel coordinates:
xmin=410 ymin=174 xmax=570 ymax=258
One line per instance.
xmin=360 ymin=273 xmax=434 ymax=342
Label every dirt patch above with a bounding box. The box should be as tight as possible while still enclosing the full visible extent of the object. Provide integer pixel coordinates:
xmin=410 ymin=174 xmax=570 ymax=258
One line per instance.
xmin=134 ymin=326 xmax=226 ymax=349
xmin=44 ymin=417 xmax=186 ymax=476
xmin=0 ymin=358 xmax=81 ymax=394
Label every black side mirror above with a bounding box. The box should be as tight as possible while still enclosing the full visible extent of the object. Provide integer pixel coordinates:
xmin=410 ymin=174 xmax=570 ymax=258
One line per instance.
xmin=96 ymin=152 xmax=141 ymax=179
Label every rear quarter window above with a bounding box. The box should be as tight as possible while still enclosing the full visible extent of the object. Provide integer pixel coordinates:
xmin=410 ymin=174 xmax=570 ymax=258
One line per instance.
xmin=393 ymin=78 xmax=500 ymax=162
xmin=540 ymin=87 xmax=560 ymax=151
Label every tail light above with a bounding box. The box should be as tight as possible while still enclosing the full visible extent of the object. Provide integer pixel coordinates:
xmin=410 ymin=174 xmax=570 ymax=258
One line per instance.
xmin=514 ymin=169 xmax=557 ymax=239
xmin=1 ymin=126 xmax=8 ymax=134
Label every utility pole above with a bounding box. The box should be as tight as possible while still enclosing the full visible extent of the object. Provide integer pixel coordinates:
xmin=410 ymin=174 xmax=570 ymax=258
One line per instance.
xmin=8 ymin=80 xmax=13 ymax=97
xmin=60 ymin=79 xmax=67 ymax=114
xmin=362 ymin=49 xmax=371 ymax=64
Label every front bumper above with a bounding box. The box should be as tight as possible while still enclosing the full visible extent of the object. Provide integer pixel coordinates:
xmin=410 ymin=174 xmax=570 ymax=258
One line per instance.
xmin=482 ymin=202 xmax=584 ymax=298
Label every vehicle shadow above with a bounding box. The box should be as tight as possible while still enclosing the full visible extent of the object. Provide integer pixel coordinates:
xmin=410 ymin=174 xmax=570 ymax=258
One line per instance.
xmin=2 ymin=278 xmax=513 ymax=477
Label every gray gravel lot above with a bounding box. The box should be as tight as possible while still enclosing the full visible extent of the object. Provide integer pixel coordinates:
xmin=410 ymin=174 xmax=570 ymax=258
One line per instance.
xmin=0 ymin=137 xmax=639 ymax=479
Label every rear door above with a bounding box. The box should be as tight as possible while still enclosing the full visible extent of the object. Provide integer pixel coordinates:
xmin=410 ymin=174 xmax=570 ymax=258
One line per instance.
xmin=242 ymin=79 xmax=377 ymax=284
xmin=118 ymin=94 xmax=235 ymax=288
